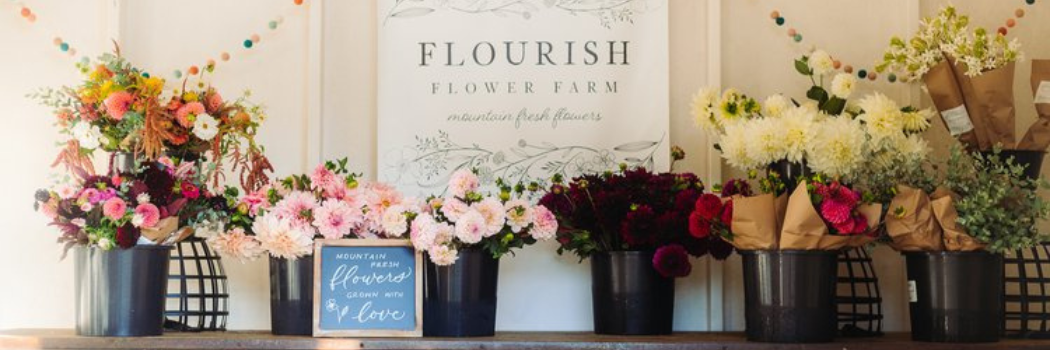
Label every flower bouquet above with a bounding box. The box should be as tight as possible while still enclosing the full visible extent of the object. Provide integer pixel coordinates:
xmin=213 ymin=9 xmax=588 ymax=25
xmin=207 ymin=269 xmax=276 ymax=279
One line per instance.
xmin=538 ymin=166 xmax=724 ymax=335
xmin=33 ymin=157 xmax=223 ymax=336
xmin=884 ymin=146 xmax=1050 ymax=342
xmin=207 ymin=158 xmax=416 ymax=335
xmin=878 ymin=6 xmax=1050 ymax=155
xmin=33 ymin=51 xmax=272 ymax=191
xmin=396 ymin=169 xmax=555 ymax=337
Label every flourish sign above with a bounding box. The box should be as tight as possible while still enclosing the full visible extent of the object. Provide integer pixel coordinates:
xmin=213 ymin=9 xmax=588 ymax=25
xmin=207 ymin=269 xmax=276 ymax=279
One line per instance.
xmin=378 ymin=0 xmax=669 ymax=195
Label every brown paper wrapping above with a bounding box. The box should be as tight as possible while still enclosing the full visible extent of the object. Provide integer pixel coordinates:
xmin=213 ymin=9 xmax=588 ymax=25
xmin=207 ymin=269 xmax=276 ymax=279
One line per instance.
xmin=1019 ymin=60 xmax=1050 ymax=150
xmin=930 ymin=188 xmax=986 ymax=251
xmin=779 ymin=182 xmax=835 ymax=250
xmin=970 ymin=61 xmax=1017 ymax=147
xmin=885 ymin=185 xmax=945 ymax=251
xmin=846 ymin=203 xmax=884 ymax=248
xmin=924 ymin=60 xmax=980 ymax=150
xmin=141 ymin=217 xmax=179 ymax=242
xmin=728 ymin=193 xmax=780 ymax=250
xmin=948 ymin=56 xmax=994 ymax=150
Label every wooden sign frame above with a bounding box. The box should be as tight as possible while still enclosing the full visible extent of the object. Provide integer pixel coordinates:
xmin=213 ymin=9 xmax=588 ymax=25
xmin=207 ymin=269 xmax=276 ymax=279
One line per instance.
xmin=312 ymin=239 xmax=423 ymax=337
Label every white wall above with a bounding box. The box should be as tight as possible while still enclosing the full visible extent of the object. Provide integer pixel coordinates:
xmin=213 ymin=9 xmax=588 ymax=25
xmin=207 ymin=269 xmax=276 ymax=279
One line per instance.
xmin=1 ymin=0 xmax=1048 ymax=332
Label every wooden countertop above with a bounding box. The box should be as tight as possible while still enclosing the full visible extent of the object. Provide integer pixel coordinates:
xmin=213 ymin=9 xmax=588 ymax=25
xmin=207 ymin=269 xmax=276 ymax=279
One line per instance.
xmin=1 ymin=329 xmax=1049 ymax=350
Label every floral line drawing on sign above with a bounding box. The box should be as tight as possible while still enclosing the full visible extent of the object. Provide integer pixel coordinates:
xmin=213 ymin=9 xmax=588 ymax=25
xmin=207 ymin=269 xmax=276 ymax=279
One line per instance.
xmin=384 ymin=0 xmax=659 ymax=28
xmin=384 ymin=130 xmax=665 ymax=192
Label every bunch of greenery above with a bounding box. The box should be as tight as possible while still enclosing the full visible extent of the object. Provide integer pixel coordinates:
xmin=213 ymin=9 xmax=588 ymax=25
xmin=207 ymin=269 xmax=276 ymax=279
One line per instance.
xmin=943 ymin=146 xmax=1050 ymax=253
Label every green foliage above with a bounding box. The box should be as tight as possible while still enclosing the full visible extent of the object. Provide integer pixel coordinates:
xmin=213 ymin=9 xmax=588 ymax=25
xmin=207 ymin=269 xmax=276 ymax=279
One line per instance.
xmin=943 ymin=146 xmax=1050 ymax=253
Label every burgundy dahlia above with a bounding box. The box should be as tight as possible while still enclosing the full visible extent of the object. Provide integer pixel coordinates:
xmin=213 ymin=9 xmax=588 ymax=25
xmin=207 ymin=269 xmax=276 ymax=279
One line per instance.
xmin=115 ymin=222 xmax=140 ymax=249
xmin=653 ymin=244 xmax=692 ymax=278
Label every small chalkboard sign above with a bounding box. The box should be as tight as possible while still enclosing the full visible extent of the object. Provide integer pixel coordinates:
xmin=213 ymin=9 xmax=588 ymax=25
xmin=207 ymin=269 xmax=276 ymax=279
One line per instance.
xmin=313 ymin=239 xmax=423 ymax=337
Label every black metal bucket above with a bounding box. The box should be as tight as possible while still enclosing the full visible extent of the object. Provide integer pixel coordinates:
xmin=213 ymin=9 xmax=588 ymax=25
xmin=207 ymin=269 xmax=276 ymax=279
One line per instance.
xmin=741 ymin=250 xmax=838 ymax=343
xmin=591 ymin=251 xmax=675 ymax=335
xmin=270 ymin=256 xmax=314 ymax=336
xmin=423 ymin=248 xmax=499 ymax=337
xmin=905 ymin=251 xmax=1003 ymax=343
xmin=74 ymin=245 xmax=172 ymax=337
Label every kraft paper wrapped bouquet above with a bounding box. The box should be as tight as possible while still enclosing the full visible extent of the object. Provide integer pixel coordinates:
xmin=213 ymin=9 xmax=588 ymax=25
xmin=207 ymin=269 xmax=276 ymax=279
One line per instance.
xmin=878 ymin=6 xmax=1050 ymax=152
xmin=886 ymin=146 xmax=1050 ymax=254
xmin=690 ymin=50 xmax=932 ymax=251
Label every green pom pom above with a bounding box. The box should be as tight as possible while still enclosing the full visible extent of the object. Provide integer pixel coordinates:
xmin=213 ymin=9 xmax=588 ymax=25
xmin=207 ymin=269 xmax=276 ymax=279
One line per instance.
xmin=888 ymin=73 xmax=897 ymax=83
xmin=793 ymin=34 xmax=802 ymax=42
xmin=775 ymin=17 xmax=785 ymax=26
xmin=1027 ymin=0 xmax=1035 ymax=5
xmin=142 ymin=72 xmax=150 ymax=78
xmin=858 ymin=69 xmax=868 ymax=78
xmin=268 ymin=21 xmax=278 ymax=30
xmin=59 ymin=42 xmax=69 ymax=52
xmin=243 ymin=39 xmax=254 ymax=48
xmin=174 ymin=70 xmax=183 ymax=78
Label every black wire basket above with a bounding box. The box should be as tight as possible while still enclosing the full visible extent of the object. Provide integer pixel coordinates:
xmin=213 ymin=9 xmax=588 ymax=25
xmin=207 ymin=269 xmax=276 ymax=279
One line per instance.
xmin=165 ymin=237 xmax=229 ymax=332
xmin=1004 ymin=245 xmax=1050 ymax=339
xmin=836 ymin=247 xmax=883 ymax=337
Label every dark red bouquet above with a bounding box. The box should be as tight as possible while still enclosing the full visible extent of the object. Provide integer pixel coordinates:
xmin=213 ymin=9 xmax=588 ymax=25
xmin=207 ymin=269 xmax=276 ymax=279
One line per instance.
xmin=539 ymin=167 xmax=733 ymax=278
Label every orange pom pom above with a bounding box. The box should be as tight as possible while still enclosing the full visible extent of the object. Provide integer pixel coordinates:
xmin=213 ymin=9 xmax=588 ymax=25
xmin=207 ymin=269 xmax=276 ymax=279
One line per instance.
xmin=787 ymin=28 xmax=797 ymax=36
xmin=833 ymin=60 xmax=842 ymax=69
xmin=207 ymin=59 xmax=216 ymax=67
xmin=1007 ymin=18 xmax=1017 ymax=28
xmin=844 ymin=65 xmax=854 ymax=74
xmin=52 ymin=37 xmax=63 ymax=46
xmin=250 ymin=34 xmax=261 ymax=43
xmin=1016 ymin=9 xmax=1026 ymax=18
xmin=221 ymin=52 xmax=231 ymax=61
xmin=67 ymin=48 xmax=76 ymax=56
xmin=26 ymin=13 xmax=36 ymax=22
xmin=770 ymin=11 xmax=780 ymax=19
xmin=867 ymin=72 xmax=878 ymax=81
xmin=188 ymin=66 xmax=200 ymax=75
xmin=998 ymin=27 xmax=1008 ymax=36
xmin=20 ymin=7 xmax=31 ymax=17
xmin=294 ymin=0 xmax=305 ymax=5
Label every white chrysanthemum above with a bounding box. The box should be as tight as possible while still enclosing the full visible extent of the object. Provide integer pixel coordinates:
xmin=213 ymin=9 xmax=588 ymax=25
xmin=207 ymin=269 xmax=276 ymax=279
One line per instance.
xmin=428 ymin=244 xmax=459 ymax=266
xmin=902 ymin=109 xmax=933 ymax=132
xmin=857 ymin=93 xmax=905 ymax=145
xmin=809 ymin=50 xmax=835 ymax=76
xmin=807 ymin=116 xmax=867 ymax=178
xmin=97 ymin=237 xmax=115 ymax=250
xmin=691 ymin=88 xmax=719 ymax=132
xmin=192 ymin=113 xmax=219 ymax=141
xmin=136 ymin=193 xmax=151 ymax=205
xmin=254 ymin=215 xmax=314 ymax=260
xmin=763 ymin=94 xmax=792 ymax=118
xmin=745 ymin=118 xmax=787 ymax=166
xmin=830 ymin=73 xmax=856 ymax=99
xmin=780 ymin=107 xmax=818 ymax=163
xmin=719 ymin=122 xmax=761 ymax=171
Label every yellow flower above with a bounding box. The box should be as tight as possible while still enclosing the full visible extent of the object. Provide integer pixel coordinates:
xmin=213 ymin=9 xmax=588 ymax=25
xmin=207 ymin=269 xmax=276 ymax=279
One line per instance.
xmin=182 ymin=91 xmax=199 ymax=102
xmin=98 ymin=80 xmax=118 ymax=100
xmin=140 ymin=76 xmax=165 ymax=96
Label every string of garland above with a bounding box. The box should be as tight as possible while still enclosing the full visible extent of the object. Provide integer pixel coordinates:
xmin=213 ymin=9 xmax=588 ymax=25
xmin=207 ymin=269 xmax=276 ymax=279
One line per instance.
xmin=7 ymin=0 xmax=307 ymax=80
xmin=768 ymin=0 xmax=1038 ymax=84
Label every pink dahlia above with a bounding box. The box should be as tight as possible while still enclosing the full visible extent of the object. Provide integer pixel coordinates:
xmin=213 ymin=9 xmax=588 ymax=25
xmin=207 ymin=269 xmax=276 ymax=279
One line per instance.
xmin=530 ymin=205 xmax=558 ymax=240
xmin=102 ymin=197 xmax=128 ymax=221
xmin=175 ymin=102 xmax=206 ymax=128
xmin=447 ymin=169 xmax=480 ymax=198
xmin=820 ymin=199 xmax=852 ymax=225
xmin=273 ymin=191 xmax=318 ymax=226
xmin=310 ymin=164 xmax=339 ymax=193
xmin=103 ymin=91 xmax=134 ymax=121
xmin=207 ymin=227 xmax=262 ymax=262
xmin=133 ymin=203 xmax=160 ymax=228
xmin=312 ymin=199 xmax=363 ymax=239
